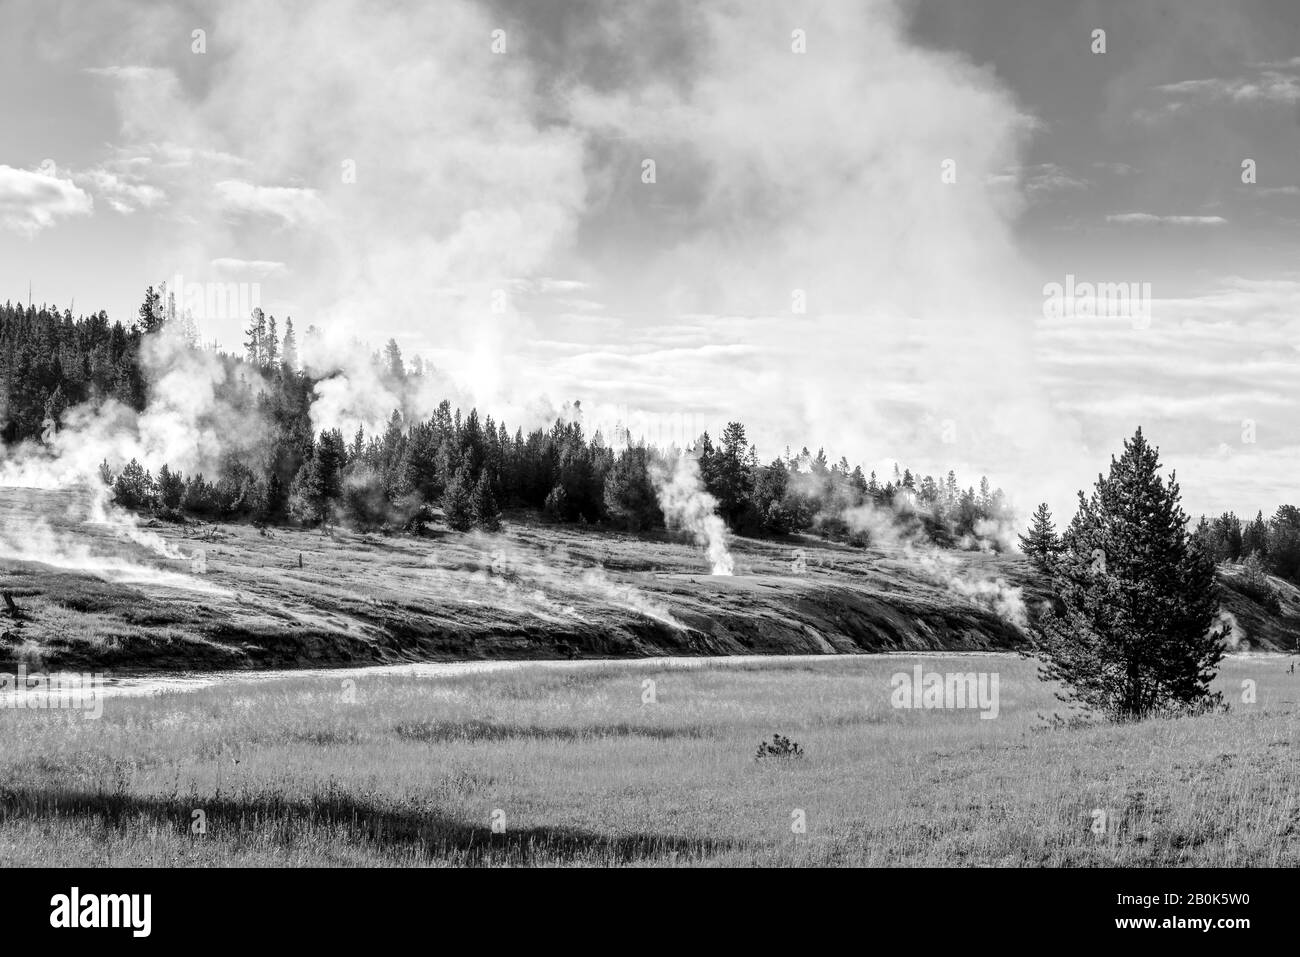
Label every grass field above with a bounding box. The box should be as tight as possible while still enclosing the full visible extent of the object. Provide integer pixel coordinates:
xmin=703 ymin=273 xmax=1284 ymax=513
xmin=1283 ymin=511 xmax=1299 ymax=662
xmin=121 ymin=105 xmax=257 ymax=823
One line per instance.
xmin=2 ymin=653 xmax=1296 ymax=866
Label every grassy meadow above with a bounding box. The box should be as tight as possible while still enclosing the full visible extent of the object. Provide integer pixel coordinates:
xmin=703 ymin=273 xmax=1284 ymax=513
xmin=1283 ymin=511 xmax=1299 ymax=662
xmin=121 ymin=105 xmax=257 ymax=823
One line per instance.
xmin=1 ymin=653 xmax=1296 ymax=866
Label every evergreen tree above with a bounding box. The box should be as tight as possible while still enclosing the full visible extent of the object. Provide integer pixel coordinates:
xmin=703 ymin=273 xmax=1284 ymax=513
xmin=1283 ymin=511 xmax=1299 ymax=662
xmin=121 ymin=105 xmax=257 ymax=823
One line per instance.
xmin=1242 ymin=510 xmax=1269 ymax=559
xmin=156 ymin=463 xmax=185 ymax=510
xmin=750 ymin=457 xmax=791 ymax=533
xmin=42 ymin=385 xmax=67 ymax=437
xmin=136 ymin=285 xmax=164 ymax=334
xmin=316 ymin=429 xmax=346 ymax=502
xmin=603 ymin=446 xmax=660 ymax=530
xmin=113 ymin=459 xmax=155 ymax=510
xmin=264 ymin=315 xmax=279 ymax=367
xmin=1030 ymin=429 xmax=1226 ymax=721
xmin=442 ymin=467 xmax=474 ymax=532
xmin=1206 ymin=512 xmax=1243 ymax=563
xmin=291 ymin=430 xmax=345 ymax=525
xmin=1018 ymin=502 xmax=1061 ymax=568
xmin=244 ymin=307 xmax=266 ymax=366
xmin=709 ymin=421 xmax=754 ymax=526
xmin=384 ymin=338 xmax=404 ymax=380
xmin=402 ymin=422 xmax=441 ymax=502
xmin=281 ymin=317 xmax=299 ymax=370
xmin=1267 ymin=506 xmax=1300 ymax=583
xmin=470 ymin=469 xmax=501 ymax=532
xmin=264 ymin=471 xmax=288 ymax=522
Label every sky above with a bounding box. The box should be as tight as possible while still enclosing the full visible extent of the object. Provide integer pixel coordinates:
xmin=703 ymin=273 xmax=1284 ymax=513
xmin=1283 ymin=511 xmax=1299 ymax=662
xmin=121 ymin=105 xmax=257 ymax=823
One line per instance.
xmin=0 ymin=0 xmax=1297 ymax=520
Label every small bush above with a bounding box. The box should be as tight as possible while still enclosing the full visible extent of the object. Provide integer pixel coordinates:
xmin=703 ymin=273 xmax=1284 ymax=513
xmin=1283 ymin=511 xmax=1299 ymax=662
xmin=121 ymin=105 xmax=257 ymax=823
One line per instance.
xmin=755 ymin=733 xmax=803 ymax=761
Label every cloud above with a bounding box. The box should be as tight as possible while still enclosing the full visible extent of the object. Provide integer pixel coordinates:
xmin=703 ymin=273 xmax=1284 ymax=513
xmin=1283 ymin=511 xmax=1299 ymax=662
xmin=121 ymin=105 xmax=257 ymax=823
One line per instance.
xmin=987 ymin=163 xmax=1089 ymax=199
xmin=0 ymin=165 xmax=93 ymax=236
xmin=1254 ymin=56 xmax=1300 ymax=69
xmin=1024 ymin=163 xmax=1090 ymax=196
xmin=74 ymin=167 xmax=165 ymax=214
xmin=1105 ymin=212 xmax=1228 ymax=226
xmin=209 ymin=258 xmax=287 ymax=278
xmin=1154 ymin=71 xmax=1300 ymax=105
xmin=214 ymin=180 xmax=326 ymax=226
xmin=1034 ymin=276 xmax=1300 ymax=516
xmin=84 ymin=65 xmax=167 ymax=82
xmin=1159 ymin=71 xmax=1300 ymax=102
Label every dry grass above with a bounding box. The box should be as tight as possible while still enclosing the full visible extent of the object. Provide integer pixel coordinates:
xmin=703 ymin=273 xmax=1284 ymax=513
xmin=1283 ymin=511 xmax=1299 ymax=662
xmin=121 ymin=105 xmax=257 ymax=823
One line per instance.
xmin=2 ymin=654 xmax=1296 ymax=866
xmin=0 ymin=487 xmax=1045 ymax=670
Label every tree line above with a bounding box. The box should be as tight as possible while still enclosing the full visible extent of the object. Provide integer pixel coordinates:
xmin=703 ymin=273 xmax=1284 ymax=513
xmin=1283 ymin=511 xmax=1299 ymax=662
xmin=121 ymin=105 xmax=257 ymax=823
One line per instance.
xmin=5 ymin=290 xmax=1013 ymax=547
xmin=1022 ymin=498 xmax=1300 ymax=593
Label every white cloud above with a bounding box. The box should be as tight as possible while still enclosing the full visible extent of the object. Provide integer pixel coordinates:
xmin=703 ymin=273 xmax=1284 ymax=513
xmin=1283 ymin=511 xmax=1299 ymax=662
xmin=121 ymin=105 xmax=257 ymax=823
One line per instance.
xmin=209 ymin=258 xmax=287 ymax=278
xmin=1155 ymin=71 xmax=1300 ymax=104
xmin=75 ymin=167 xmax=165 ymax=214
xmin=1106 ymin=212 xmax=1228 ymax=226
xmin=1033 ymin=276 xmax=1300 ymax=514
xmin=84 ymin=65 xmax=168 ymax=82
xmin=0 ymin=165 xmax=93 ymax=236
xmin=1025 ymin=163 xmax=1090 ymax=195
xmin=214 ymin=180 xmax=326 ymax=226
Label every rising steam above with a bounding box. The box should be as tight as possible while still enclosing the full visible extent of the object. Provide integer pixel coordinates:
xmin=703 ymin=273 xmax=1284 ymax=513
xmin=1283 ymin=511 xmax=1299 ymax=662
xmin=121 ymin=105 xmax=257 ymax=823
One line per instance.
xmin=426 ymin=536 xmax=682 ymax=629
xmin=843 ymin=500 xmax=1027 ymax=628
xmin=649 ymin=454 xmax=734 ymax=576
xmin=0 ymin=323 xmax=252 ymax=591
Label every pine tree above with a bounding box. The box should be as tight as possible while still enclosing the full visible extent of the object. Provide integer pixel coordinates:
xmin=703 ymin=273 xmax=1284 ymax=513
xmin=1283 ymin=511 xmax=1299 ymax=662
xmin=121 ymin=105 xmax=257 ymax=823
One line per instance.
xmin=1268 ymin=506 xmax=1300 ymax=582
xmin=603 ymin=445 xmax=660 ymax=530
xmin=264 ymin=315 xmax=279 ymax=367
xmin=710 ymin=421 xmax=754 ymax=525
xmin=1242 ymin=510 xmax=1269 ymax=559
xmin=1019 ymin=502 xmax=1061 ymax=568
xmin=442 ymin=467 xmax=474 ymax=532
xmin=136 ymin=285 xmax=164 ymax=334
xmin=1030 ymin=428 xmax=1226 ymax=721
xmin=156 ymin=463 xmax=185 ymax=510
xmin=244 ymin=308 xmax=265 ymax=366
xmin=42 ymin=385 xmax=67 ymax=438
xmin=291 ymin=431 xmax=345 ymax=526
xmin=384 ymin=338 xmax=404 ymax=380
xmin=113 ymin=458 xmax=155 ymax=510
xmin=281 ymin=317 xmax=299 ymax=370
xmin=181 ymin=307 xmax=199 ymax=347
xmin=470 ymin=469 xmax=501 ymax=531
xmin=264 ymin=471 xmax=288 ymax=522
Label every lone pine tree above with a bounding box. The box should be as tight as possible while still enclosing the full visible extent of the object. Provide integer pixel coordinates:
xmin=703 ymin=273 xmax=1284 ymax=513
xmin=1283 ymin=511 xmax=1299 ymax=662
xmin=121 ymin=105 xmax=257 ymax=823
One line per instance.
xmin=1030 ymin=428 xmax=1226 ymax=721
xmin=1019 ymin=502 xmax=1061 ymax=569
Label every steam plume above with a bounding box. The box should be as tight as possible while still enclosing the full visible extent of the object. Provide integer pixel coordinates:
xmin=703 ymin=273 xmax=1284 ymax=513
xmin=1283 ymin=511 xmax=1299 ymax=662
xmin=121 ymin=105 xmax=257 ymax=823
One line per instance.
xmin=843 ymin=501 xmax=1027 ymax=628
xmin=649 ymin=454 xmax=734 ymax=576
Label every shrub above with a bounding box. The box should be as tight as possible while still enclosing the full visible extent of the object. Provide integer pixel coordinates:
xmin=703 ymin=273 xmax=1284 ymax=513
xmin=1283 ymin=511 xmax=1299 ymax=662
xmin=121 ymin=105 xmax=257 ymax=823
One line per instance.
xmin=755 ymin=733 xmax=803 ymax=761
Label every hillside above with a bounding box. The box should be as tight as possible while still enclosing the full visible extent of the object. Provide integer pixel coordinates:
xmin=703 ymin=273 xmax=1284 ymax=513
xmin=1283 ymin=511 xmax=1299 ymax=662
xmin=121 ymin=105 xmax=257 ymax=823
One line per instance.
xmin=0 ymin=486 xmax=1294 ymax=672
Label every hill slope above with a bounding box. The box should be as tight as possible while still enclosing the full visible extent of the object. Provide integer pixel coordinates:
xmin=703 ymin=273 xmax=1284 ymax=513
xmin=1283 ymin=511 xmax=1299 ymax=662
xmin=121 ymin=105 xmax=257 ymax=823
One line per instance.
xmin=0 ymin=487 xmax=1293 ymax=671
